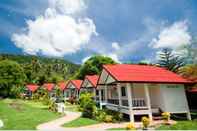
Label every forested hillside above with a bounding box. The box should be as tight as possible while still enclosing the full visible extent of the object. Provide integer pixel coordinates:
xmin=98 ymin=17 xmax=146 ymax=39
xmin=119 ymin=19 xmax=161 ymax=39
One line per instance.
xmin=0 ymin=54 xmax=80 ymax=84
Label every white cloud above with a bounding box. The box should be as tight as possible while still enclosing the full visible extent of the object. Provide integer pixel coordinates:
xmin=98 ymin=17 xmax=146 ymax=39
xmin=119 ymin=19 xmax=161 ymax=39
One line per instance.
xmin=107 ymin=53 xmax=121 ymax=63
xmin=150 ymin=20 xmax=191 ymax=49
xmin=12 ymin=0 xmax=96 ymax=57
xmin=82 ymin=55 xmax=91 ymax=63
xmin=111 ymin=42 xmax=120 ymax=50
xmin=49 ymin=0 xmax=86 ymax=15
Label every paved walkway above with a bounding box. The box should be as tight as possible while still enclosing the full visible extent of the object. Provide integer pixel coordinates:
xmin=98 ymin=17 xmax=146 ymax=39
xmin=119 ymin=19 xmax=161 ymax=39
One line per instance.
xmin=37 ymin=111 xmax=176 ymax=130
xmin=37 ymin=111 xmax=81 ymax=130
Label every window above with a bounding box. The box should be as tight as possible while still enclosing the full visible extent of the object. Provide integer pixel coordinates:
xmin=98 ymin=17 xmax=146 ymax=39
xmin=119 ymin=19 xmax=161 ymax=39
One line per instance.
xmin=121 ymin=87 xmax=126 ymax=96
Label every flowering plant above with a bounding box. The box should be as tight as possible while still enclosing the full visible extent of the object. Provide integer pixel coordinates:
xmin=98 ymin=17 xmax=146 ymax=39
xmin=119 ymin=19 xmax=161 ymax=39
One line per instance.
xmin=126 ymin=122 xmax=135 ymax=130
xmin=162 ymin=112 xmax=171 ymax=121
xmin=141 ymin=116 xmax=150 ymax=129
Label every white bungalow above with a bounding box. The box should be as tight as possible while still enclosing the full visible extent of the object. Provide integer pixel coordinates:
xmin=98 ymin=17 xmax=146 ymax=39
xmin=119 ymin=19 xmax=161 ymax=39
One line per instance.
xmin=24 ymin=84 xmax=39 ymax=97
xmin=97 ymin=64 xmax=192 ymax=122
xmin=64 ymin=80 xmax=83 ymax=99
xmin=81 ymin=75 xmax=99 ymax=101
xmin=43 ymin=83 xmax=56 ymax=98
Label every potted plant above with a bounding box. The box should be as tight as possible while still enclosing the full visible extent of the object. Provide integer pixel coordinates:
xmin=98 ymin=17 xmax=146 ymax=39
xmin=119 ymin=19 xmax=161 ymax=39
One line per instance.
xmin=162 ymin=112 xmax=171 ymax=125
xmin=141 ymin=116 xmax=150 ymax=130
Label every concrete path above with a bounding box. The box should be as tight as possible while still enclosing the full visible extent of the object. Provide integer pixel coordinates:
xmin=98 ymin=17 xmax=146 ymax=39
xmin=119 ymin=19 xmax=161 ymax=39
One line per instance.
xmin=37 ymin=111 xmax=176 ymax=130
xmin=37 ymin=111 xmax=81 ymax=130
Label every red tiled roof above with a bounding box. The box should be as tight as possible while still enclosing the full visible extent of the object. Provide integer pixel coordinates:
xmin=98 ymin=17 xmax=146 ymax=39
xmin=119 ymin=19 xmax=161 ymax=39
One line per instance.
xmin=85 ymin=75 xmax=99 ymax=88
xmin=26 ymin=84 xmax=39 ymax=92
xmin=66 ymin=80 xmax=83 ymax=90
xmin=58 ymin=81 xmax=67 ymax=90
xmin=43 ymin=83 xmax=55 ymax=91
xmin=103 ymin=64 xmax=192 ymax=84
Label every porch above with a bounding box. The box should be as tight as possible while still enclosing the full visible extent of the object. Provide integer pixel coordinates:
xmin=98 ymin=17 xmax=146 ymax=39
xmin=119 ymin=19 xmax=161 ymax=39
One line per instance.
xmin=99 ymin=83 xmax=159 ymax=122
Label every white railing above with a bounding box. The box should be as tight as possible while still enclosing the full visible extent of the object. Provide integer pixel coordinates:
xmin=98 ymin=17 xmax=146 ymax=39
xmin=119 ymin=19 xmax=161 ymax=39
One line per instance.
xmin=107 ymin=98 xmax=146 ymax=108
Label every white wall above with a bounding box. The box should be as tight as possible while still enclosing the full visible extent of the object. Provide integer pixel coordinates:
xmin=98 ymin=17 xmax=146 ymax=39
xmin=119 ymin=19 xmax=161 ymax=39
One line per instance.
xmin=160 ymin=84 xmax=189 ymax=113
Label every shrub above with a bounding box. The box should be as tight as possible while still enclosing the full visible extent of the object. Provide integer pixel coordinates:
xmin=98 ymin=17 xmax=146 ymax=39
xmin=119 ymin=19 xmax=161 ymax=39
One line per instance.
xmin=104 ymin=115 xmax=113 ymax=123
xmin=162 ymin=112 xmax=171 ymax=122
xmin=79 ymin=93 xmax=96 ymax=118
xmin=95 ymin=110 xmax=107 ymax=121
xmin=104 ymin=109 xmax=123 ymax=122
xmin=68 ymin=96 xmax=76 ymax=105
xmin=126 ymin=122 xmax=135 ymax=130
xmin=48 ymin=100 xmax=57 ymax=112
xmin=141 ymin=116 xmax=150 ymax=129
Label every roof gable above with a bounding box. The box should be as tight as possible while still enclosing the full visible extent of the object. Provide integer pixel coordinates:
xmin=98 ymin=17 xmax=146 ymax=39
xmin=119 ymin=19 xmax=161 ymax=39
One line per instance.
xmin=58 ymin=82 xmax=67 ymax=90
xmin=102 ymin=64 xmax=191 ymax=84
xmin=66 ymin=80 xmax=83 ymax=90
xmin=85 ymin=75 xmax=99 ymax=88
xmin=26 ymin=84 xmax=39 ymax=92
xmin=43 ymin=83 xmax=55 ymax=91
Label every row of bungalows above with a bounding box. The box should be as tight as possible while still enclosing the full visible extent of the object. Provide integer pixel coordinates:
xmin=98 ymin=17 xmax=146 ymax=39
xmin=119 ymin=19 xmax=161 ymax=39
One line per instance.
xmin=25 ymin=64 xmax=196 ymax=123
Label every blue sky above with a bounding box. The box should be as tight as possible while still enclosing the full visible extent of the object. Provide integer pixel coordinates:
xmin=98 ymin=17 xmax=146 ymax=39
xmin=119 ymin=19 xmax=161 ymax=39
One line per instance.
xmin=0 ymin=0 xmax=197 ymax=64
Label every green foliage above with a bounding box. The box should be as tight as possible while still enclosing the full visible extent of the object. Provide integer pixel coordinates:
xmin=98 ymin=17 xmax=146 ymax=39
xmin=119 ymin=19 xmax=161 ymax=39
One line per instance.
xmin=0 ymin=99 xmax=60 ymax=130
xmin=48 ymin=100 xmax=57 ymax=112
xmin=158 ymin=48 xmax=185 ymax=72
xmin=156 ymin=121 xmax=197 ymax=130
xmin=74 ymin=55 xmax=117 ymax=79
xmin=0 ymin=54 xmax=80 ymax=84
xmin=0 ymin=60 xmax=26 ymax=98
xmin=94 ymin=109 xmax=123 ymax=122
xmin=94 ymin=110 xmax=107 ymax=121
xmin=104 ymin=115 xmax=113 ymax=123
xmin=79 ymin=92 xmax=96 ymax=118
xmin=179 ymin=64 xmax=197 ymax=81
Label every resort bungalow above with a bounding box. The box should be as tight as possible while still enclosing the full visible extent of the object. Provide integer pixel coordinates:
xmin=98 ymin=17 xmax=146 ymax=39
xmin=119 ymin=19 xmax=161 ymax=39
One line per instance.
xmin=25 ymin=84 xmax=39 ymax=97
xmin=64 ymin=80 xmax=83 ymax=99
xmin=97 ymin=64 xmax=192 ymax=122
xmin=43 ymin=83 xmax=56 ymax=97
xmin=58 ymin=81 xmax=68 ymax=100
xmin=81 ymin=75 xmax=99 ymax=101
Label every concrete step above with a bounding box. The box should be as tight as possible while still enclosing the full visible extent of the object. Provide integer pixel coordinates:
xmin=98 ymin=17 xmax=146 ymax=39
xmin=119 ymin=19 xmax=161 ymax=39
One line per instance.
xmin=153 ymin=116 xmax=163 ymax=120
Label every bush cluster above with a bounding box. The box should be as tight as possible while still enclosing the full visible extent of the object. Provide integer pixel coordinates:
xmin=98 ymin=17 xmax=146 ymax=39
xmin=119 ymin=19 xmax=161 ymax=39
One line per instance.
xmin=94 ymin=109 xmax=123 ymax=123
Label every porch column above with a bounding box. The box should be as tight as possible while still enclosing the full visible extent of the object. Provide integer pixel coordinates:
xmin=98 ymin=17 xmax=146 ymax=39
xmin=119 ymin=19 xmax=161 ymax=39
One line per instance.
xmin=104 ymin=85 xmax=108 ymax=103
xmin=126 ymin=83 xmax=134 ymax=123
xmin=99 ymin=89 xmax=102 ymax=109
xmin=144 ymin=84 xmax=153 ymax=121
xmin=117 ymin=83 xmax=122 ymax=106
xmin=93 ymin=88 xmax=96 ymax=101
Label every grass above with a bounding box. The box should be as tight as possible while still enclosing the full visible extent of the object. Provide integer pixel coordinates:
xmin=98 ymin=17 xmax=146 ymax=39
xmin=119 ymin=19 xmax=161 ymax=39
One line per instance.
xmin=156 ymin=121 xmax=197 ymax=130
xmin=0 ymin=99 xmax=61 ymax=130
xmin=63 ymin=117 xmax=100 ymax=127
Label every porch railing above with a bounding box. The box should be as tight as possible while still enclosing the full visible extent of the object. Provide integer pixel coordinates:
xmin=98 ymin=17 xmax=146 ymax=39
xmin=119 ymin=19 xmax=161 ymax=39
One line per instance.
xmin=107 ymin=98 xmax=146 ymax=107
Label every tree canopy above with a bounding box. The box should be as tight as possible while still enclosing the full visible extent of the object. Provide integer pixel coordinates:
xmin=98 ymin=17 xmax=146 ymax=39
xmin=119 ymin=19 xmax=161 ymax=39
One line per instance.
xmin=179 ymin=64 xmax=197 ymax=81
xmin=158 ymin=48 xmax=185 ymax=72
xmin=0 ymin=60 xmax=26 ymax=97
xmin=74 ymin=55 xmax=117 ymax=79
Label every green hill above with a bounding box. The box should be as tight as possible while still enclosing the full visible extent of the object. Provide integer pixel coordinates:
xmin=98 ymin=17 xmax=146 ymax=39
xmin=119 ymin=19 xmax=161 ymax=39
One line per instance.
xmin=0 ymin=54 xmax=80 ymax=83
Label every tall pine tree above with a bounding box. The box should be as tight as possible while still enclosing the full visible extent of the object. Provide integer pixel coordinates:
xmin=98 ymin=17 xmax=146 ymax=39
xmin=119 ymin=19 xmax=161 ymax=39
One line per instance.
xmin=158 ymin=48 xmax=185 ymax=72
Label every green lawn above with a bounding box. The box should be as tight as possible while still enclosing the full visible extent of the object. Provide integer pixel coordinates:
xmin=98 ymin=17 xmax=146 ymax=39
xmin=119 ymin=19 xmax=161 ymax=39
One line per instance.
xmin=156 ymin=121 xmax=197 ymax=130
xmin=0 ymin=99 xmax=61 ymax=130
xmin=63 ymin=117 xmax=100 ymax=127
